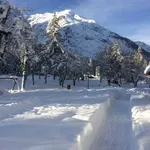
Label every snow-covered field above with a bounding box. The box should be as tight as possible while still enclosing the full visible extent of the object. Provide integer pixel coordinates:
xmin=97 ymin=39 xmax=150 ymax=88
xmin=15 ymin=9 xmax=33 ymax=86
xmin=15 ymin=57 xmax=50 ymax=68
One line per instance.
xmin=0 ymin=76 xmax=150 ymax=150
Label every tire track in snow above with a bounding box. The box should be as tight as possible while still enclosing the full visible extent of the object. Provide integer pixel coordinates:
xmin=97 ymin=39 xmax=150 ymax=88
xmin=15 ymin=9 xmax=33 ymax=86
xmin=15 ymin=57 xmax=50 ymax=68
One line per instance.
xmin=78 ymin=90 xmax=138 ymax=150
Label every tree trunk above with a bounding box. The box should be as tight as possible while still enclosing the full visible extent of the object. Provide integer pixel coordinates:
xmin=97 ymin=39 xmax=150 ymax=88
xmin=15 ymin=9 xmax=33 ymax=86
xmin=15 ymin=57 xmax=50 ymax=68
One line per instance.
xmin=78 ymin=77 xmax=80 ymax=82
xmin=21 ymin=71 xmax=27 ymax=91
xmin=62 ymin=80 xmax=64 ymax=87
xmin=107 ymin=79 xmax=111 ymax=86
xmin=32 ymin=71 xmax=35 ymax=86
xmin=53 ymin=71 xmax=56 ymax=80
xmin=59 ymin=72 xmax=62 ymax=86
xmin=134 ymin=80 xmax=138 ymax=88
xmin=59 ymin=78 xmax=62 ymax=86
xmin=21 ymin=55 xmax=28 ymax=91
xmin=12 ymin=79 xmax=17 ymax=90
xmin=81 ymin=74 xmax=84 ymax=81
xmin=119 ymin=77 xmax=122 ymax=85
xmin=38 ymin=71 xmax=41 ymax=79
xmin=73 ymin=78 xmax=76 ymax=86
xmin=62 ymin=74 xmax=67 ymax=87
xmin=100 ymin=77 xmax=103 ymax=83
xmin=132 ymin=76 xmax=138 ymax=88
xmin=134 ymin=82 xmax=137 ymax=87
xmin=87 ymin=76 xmax=89 ymax=89
xmin=44 ymin=70 xmax=47 ymax=84
xmin=118 ymin=80 xmax=121 ymax=87
xmin=61 ymin=76 xmax=65 ymax=87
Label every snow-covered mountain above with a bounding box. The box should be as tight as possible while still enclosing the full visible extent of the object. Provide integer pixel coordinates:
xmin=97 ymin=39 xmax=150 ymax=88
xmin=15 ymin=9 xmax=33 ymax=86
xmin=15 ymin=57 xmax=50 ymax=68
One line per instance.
xmin=136 ymin=41 xmax=150 ymax=52
xmin=29 ymin=9 xmax=147 ymax=58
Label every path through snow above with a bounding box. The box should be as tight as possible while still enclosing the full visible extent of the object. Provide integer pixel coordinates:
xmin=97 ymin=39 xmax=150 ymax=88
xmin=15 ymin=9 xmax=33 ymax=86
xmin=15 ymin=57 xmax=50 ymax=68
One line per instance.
xmin=78 ymin=90 xmax=138 ymax=150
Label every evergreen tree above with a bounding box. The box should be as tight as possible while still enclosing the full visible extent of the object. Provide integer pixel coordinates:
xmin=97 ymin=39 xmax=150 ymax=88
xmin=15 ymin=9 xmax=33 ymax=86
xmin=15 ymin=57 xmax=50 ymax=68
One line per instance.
xmin=121 ymin=48 xmax=147 ymax=87
xmin=95 ymin=43 xmax=122 ymax=86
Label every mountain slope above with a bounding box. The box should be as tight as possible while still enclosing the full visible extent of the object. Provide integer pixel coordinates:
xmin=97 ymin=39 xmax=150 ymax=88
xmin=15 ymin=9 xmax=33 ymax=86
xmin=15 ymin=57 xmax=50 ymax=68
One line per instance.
xmin=29 ymin=9 xmax=146 ymax=58
xmin=136 ymin=41 xmax=150 ymax=52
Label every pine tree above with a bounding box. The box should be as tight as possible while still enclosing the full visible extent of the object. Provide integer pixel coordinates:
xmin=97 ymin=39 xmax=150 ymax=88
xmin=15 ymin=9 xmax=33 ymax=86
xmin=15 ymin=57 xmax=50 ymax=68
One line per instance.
xmin=47 ymin=13 xmax=61 ymax=41
xmin=95 ymin=43 xmax=122 ymax=86
xmin=121 ymin=48 xmax=146 ymax=87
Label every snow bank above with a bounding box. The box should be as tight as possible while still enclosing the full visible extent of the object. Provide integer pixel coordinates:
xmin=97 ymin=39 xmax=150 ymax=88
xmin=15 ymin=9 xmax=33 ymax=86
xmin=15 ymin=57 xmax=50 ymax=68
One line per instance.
xmin=78 ymin=88 xmax=137 ymax=150
xmin=77 ymin=101 xmax=109 ymax=150
xmin=131 ymin=89 xmax=150 ymax=150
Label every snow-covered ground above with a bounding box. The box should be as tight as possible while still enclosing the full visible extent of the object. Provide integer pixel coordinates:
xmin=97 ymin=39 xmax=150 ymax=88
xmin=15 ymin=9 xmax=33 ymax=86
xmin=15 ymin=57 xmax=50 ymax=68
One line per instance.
xmin=131 ymin=88 xmax=150 ymax=150
xmin=0 ymin=76 xmax=150 ymax=150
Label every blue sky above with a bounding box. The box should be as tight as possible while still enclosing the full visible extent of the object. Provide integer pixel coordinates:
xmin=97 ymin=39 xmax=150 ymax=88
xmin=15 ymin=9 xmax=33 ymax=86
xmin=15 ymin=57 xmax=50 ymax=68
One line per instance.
xmin=8 ymin=0 xmax=150 ymax=45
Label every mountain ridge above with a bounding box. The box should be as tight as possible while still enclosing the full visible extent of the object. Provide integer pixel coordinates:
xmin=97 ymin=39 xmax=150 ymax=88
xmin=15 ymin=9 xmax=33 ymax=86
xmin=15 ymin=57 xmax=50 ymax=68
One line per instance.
xmin=136 ymin=41 xmax=150 ymax=52
xmin=28 ymin=9 xmax=149 ymax=58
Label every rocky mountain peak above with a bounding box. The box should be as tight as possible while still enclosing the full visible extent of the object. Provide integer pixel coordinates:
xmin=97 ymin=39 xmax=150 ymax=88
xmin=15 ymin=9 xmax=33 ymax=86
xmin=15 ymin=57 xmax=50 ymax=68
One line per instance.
xmin=28 ymin=9 xmax=149 ymax=58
